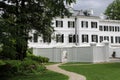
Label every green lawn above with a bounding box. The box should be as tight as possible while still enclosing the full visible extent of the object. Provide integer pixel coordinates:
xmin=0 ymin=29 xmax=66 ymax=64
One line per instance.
xmin=10 ymin=70 xmax=68 ymax=80
xmin=60 ymin=63 xmax=120 ymax=80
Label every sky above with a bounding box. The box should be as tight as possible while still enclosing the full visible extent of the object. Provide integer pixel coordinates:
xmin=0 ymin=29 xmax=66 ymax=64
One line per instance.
xmin=73 ymin=0 xmax=114 ymax=16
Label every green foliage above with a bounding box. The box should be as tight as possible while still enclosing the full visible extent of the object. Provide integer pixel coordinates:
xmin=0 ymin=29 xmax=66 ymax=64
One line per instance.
xmin=105 ymin=0 xmax=120 ymax=20
xmin=0 ymin=45 xmax=17 ymax=59
xmin=27 ymin=54 xmax=49 ymax=63
xmin=0 ymin=59 xmax=46 ymax=79
xmin=0 ymin=0 xmax=75 ymax=60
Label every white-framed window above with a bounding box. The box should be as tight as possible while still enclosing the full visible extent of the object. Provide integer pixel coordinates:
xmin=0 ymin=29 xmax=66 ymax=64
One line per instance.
xmin=91 ymin=22 xmax=97 ymax=28
xmin=56 ymin=20 xmax=63 ymax=27
xmin=111 ymin=36 xmax=114 ymax=43
xmin=43 ymin=35 xmax=51 ymax=43
xmin=104 ymin=36 xmax=109 ymax=41
xmin=115 ymin=26 xmax=117 ymax=32
xmin=100 ymin=36 xmax=103 ymax=43
xmin=99 ymin=26 xmax=103 ymax=31
xmin=33 ymin=33 xmax=38 ymax=42
xmin=68 ymin=21 xmax=75 ymax=28
xmin=56 ymin=34 xmax=64 ymax=43
xmin=68 ymin=34 xmax=78 ymax=43
xmin=104 ymin=26 xmax=108 ymax=31
xmin=111 ymin=26 xmax=114 ymax=31
xmin=115 ymin=36 xmax=120 ymax=43
xmin=109 ymin=26 xmax=112 ymax=31
xmin=81 ymin=21 xmax=88 ymax=28
xmin=118 ymin=27 xmax=120 ymax=32
xmin=82 ymin=34 xmax=88 ymax=43
xmin=92 ymin=35 xmax=98 ymax=42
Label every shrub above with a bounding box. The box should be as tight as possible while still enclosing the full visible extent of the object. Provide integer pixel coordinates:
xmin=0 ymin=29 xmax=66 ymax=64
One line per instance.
xmin=0 ymin=59 xmax=46 ymax=79
xmin=0 ymin=60 xmax=20 ymax=79
xmin=20 ymin=58 xmax=40 ymax=73
xmin=27 ymin=54 xmax=49 ymax=63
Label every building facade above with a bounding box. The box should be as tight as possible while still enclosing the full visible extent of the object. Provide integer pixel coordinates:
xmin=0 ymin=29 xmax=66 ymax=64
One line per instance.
xmin=28 ymin=15 xmax=120 ymax=48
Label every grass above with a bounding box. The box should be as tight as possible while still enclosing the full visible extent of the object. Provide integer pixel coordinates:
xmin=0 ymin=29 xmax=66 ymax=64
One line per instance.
xmin=10 ymin=70 xmax=68 ymax=80
xmin=60 ymin=63 xmax=120 ymax=80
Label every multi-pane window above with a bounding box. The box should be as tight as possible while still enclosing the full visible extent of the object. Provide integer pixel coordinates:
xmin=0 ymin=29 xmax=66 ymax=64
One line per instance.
xmin=43 ymin=35 xmax=51 ymax=43
xmin=68 ymin=34 xmax=78 ymax=43
xmin=115 ymin=36 xmax=120 ymax=43
xmin=104 ymin=26 xmax=108 ymax=31
xmin=81 ymin=21 xmax=88 ymax=28
xmin=111 ymin=36 xmax=114 ymax=43
xmin=33 ymin=33 xmax=38 ymax=42
xmin=115 ymin=27 xmax=117 ymax=32
xmin=56 ymin=34 xmax=64 ymax=43
xmin=82 ymin=35 xmax=88 ymax=43
xmin=116 ymin=26 xmax=120 ymax=32
xmin=92 ymin=35 xmax=98 ymax=42
xmin=91 ymin=22 xmax=97 ymax=28
xmin=111 ymin=26 xmax=114 ymax=31
xmin=68 ymin=21 xmax=75 ymax=28
xmin=118 ymin=27 xmax=120 ymax=32
xmin=104 ymin=36 xmax=109 ymax=41
xmin=109 ymin=26 xmax=112 ymax=31
xmin=100 ymin=36 xmax=103 ymax=43
xmin=99 ymin=26 xmax=103 ymax=31
xmin=56 ymin=20 xmax=63 ymax=27
xmin=100 ymin=25 xmax=120 ymax=32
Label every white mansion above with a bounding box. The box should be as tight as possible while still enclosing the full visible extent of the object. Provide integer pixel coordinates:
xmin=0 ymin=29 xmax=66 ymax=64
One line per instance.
xmin=28 ymin=15 xmax=120 ymax=48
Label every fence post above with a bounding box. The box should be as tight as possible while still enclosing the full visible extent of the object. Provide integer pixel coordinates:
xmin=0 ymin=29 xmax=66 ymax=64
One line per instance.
xmin=103 ymin=41 xmax=109 ymax=62
xmin=90 ymin=42 xmax=96 ymax=63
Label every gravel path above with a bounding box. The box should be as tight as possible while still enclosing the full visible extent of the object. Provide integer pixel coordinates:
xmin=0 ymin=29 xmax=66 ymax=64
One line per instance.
xmin=46 ymin=63 xmax=86 ymax=80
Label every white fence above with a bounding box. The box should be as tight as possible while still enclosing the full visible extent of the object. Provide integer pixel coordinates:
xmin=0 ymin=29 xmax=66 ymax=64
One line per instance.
xmin=33 ymin=42 xmax=110 ymax=63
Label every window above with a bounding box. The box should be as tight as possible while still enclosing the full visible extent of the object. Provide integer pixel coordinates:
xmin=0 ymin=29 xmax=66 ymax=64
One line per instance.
xmin=92 ymin=35 xmax=98 ymax=42
xmin=118 ymin=27 xmax=120 ymax=32
xmin=81 ymin=21 xmax=88 ymax=28
xmin=68 ymin=34 xmax=78 ymax=43
xmin=43 ymin=35 xmax=51 ymax=43
xmin=115 ymin=27 xmax=117 ymax=32
xmin=112 ymin=26 xmax=114 ymax=31
xmin=111 ymin=36 xmax=114 ymax=43
xmin=107 ymin=36 xmax=109 ymax=41
xmin=104 ymin=26 xmax=108 ymax=31
xmin=56 ymin=34 xmax=64 ymax=43
xmin=104 ymin=36 xmax=109 ymax=41
xmin=82 ymin=35 xmax=88 ymax=43
xmin=68 ymin=21 xmax=75 ymax=28
xmin=56 ymin=20 xmax=63 ymax=27
xmin=33 ymin=33 xmax=38 ymax=42
xmin=69 ymin=35 xmax=73 ymax=43
xmin=109 ymin=26 xmax=112 ymax=31
xmin=115 ymin=37 xmax=120 ymax=43
xmin=100 ymin=36 xmax=103 ymax=43
xmin=91 ymin=22 xmax=97 ymax=28
xmin=99 ymin=26 xmax=103 ymax=31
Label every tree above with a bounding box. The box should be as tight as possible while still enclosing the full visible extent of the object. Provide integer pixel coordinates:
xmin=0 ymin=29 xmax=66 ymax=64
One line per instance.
xmin=0 ymin=0 xmax=75 ymax=60
xmin=105 ymin=0 xmax=120 ymax=20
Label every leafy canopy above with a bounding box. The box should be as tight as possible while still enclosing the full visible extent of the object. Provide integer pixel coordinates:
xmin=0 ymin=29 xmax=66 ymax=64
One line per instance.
xmin=105 ymin=0 xmax=120 ymax=20
xmin=0 ymin=0 xmax=75 ymax=60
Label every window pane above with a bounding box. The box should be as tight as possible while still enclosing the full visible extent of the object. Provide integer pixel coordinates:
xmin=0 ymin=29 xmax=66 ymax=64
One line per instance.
xmin=92 ymin=35 xmax=98 ymax=42
xmin=33 ymin=33 xmax=38 ymax=42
